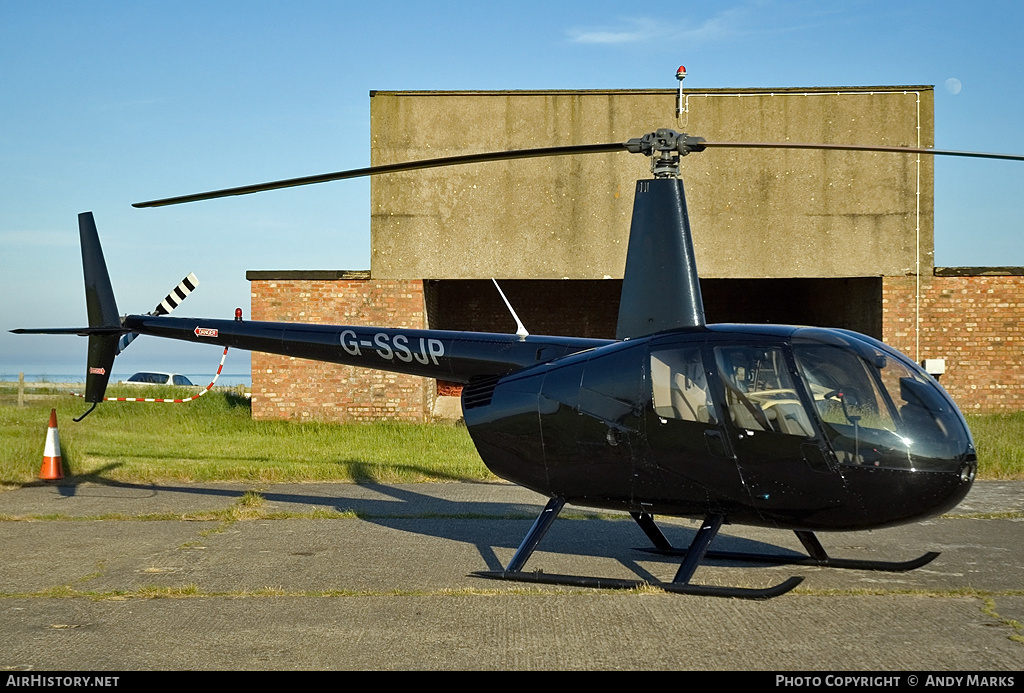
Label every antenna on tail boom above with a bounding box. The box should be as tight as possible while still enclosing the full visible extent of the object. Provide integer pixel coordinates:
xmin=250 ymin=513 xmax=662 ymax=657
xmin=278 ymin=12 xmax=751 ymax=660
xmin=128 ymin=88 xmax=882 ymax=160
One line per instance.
xmin=492 ymin=279 xmax=529 ymax=339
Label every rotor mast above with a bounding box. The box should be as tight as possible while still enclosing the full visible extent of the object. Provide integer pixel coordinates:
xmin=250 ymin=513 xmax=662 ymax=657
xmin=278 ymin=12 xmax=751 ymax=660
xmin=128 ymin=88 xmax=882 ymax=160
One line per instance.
xmin=615 ymin=130 xmax=708 ymax=340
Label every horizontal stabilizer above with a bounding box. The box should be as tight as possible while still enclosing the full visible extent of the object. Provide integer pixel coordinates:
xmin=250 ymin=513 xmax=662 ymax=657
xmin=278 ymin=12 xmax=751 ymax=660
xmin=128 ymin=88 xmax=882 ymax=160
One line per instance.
xmin=11 ymin=325 xmax=126 ymax=336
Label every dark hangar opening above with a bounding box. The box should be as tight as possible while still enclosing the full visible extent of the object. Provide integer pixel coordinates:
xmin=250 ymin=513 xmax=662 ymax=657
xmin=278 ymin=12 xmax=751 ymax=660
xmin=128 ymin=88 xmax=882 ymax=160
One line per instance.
xmin=424 ymin=277 xmax=882 ymax=340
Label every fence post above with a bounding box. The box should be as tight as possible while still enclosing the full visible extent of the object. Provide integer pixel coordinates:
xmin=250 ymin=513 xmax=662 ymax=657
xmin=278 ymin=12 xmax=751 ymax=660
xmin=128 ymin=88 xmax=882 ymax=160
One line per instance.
xmin=18 ymin=372 xmax=25 ymax=407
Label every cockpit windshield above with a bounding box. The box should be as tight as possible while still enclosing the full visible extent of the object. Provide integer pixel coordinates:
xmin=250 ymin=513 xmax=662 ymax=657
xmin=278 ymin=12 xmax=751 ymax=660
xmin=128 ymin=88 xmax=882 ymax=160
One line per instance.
xmin=792 ymin=331 xmax=973 ymax=472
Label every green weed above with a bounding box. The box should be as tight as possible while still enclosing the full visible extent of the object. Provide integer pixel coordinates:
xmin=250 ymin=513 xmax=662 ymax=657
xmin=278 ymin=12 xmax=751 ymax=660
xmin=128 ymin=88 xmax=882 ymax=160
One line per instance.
xmin=0 ymin=393 xmax=489 ymax=486
xmin=965 ymin=411 xmax=1024 ymax=479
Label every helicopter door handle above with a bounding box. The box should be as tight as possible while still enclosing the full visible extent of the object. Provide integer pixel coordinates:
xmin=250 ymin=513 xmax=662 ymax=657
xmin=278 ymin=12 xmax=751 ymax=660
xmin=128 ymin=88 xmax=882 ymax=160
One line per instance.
xmin=802 ymin=443 xmax=833 ymax=473
xmin=704 ymin=429 xmax=732 ymax=459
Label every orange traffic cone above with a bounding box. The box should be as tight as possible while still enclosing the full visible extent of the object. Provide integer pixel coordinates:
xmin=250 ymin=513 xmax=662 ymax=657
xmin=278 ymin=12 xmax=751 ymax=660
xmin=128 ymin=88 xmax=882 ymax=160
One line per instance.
xmin=39 ymin=409 xmax=64 ymax=481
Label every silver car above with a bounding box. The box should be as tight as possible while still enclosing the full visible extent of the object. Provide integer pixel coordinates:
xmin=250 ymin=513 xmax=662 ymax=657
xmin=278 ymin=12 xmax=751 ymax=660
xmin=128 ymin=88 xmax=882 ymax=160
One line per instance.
xmin=121 ymin=372 xmax=194 ymax=386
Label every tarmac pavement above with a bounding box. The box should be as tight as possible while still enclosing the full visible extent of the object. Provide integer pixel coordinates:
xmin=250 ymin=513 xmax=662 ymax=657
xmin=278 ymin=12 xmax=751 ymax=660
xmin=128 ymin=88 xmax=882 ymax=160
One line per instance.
xmin=0 ymin=479 xmax=1021 ymax=670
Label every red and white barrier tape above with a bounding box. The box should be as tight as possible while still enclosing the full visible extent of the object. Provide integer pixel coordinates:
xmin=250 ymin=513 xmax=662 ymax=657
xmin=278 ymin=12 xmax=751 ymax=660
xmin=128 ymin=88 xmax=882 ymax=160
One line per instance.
xmin=72 ymin=347 xmax=229 ymax=403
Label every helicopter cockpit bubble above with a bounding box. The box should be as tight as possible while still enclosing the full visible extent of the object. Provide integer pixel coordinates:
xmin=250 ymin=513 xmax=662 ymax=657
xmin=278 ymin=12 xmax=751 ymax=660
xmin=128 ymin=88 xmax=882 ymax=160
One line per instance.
xmin=791 ymin=329 xmax=975 ymax=475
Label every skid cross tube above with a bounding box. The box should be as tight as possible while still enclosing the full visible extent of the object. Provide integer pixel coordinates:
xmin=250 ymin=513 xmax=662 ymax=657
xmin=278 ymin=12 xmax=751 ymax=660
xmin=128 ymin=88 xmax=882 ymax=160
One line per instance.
xmin=473 ymin=504 xmax=803 ymax=599
xmin=673 ymin=514 xmax=724 ymax=584
xmin=634 ymin=516 xmax=940 ymax=572
xmin=505 ymin=497 xmax=565 ymax=573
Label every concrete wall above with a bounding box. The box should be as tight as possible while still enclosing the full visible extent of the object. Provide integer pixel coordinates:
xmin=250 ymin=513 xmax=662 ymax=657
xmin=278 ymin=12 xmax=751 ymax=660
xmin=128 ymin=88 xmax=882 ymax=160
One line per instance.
xmin=370 ymin=88 xmax=933 ymax=281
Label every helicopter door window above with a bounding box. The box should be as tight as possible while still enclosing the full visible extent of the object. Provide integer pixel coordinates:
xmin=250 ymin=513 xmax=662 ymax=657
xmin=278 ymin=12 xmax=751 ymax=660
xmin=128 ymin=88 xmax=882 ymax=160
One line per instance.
xmin=650 ymin=348 xmax=717 ymax=424
xmin=713 ymin=346 xmax=814 ymax=437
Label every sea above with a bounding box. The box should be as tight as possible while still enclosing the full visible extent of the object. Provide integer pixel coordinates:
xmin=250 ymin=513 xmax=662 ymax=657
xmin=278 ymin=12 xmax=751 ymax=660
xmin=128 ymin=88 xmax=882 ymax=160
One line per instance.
xmin=1 ymin=372 xmax=252 ymax=387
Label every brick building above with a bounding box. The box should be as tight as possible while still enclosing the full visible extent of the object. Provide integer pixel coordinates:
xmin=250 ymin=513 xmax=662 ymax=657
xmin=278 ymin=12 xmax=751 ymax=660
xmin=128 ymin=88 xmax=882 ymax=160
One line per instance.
xmin=248 ymin=272 xmax=429 ymax=422
xmin=247 ymin=88 xmax=1024 ymax=419
xmin=883 ymin=270 xmax=1024 ymax=411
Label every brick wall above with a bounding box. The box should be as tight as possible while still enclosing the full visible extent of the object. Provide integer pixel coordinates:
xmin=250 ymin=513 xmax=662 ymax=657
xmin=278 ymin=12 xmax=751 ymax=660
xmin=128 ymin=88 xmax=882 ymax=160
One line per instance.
xmin=248 ymin=272 xmax=1024 ymax=419
xmin=883 ymin=273 xmax=1024 ymax=412
xmin=248 ymin=272 xmax=431 ymax=422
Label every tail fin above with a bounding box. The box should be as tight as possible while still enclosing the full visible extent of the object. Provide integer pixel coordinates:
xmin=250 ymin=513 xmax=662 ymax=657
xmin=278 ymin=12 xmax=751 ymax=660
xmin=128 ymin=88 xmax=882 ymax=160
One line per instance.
xmin=615 ymin=179 xmax=705 ymax=340
xmin=79 ymin=212 xmax=121 ymax=404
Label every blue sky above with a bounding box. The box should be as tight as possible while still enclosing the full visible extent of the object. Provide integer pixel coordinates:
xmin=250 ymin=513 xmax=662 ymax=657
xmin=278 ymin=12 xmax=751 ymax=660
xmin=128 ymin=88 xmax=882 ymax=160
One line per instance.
xmin=2 ymin=0 xmax=1022 ymax=377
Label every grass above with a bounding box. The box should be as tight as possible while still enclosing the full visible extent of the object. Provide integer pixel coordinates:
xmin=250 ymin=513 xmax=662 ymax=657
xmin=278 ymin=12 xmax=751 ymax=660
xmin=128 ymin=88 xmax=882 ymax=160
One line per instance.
xmin=0 ymin=388 xmax=491 ymax=486
xmin=964 ymin=411 xmax=1024 ymax=480
xmin=1 ymin=391 xmax=1022 ymax=486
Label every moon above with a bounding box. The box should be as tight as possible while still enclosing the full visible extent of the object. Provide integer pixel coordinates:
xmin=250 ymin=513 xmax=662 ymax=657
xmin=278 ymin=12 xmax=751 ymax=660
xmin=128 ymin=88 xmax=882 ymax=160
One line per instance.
xmin=945 ymin=78 xmax=962 ymax=95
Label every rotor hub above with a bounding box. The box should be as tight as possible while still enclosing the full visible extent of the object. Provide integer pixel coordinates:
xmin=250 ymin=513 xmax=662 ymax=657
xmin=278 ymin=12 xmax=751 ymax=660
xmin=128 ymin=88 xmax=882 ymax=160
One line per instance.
xmin=624 ymin=129 xmax=707 ymax=178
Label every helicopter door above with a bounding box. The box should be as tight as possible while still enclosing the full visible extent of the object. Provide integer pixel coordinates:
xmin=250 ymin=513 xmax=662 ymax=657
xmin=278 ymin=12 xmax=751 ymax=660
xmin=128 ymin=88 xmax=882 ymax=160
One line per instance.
xmin=640 ymin=343 xmax=745 ymax=516
xmin=539 ymin=342 xmax=642 ymax=504
xmin=577 ymin=342 xmax=644 ymax=503
xmin=712 ymin=345 xmax=843 ymax=518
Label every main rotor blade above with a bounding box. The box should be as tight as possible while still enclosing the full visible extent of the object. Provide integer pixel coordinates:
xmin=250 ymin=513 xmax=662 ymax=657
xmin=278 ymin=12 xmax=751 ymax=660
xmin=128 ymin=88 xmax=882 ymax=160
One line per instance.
xmin=132 ymin=142 xmax=628 ymax=208
xmin=702 ymin=141 xmax=1024 ymax=161
xmin=133 ymin=136 xmax=1024 ymax=209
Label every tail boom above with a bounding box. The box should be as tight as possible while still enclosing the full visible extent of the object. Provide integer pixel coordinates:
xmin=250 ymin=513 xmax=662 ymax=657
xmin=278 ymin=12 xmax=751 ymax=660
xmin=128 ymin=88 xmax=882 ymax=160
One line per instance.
xmin=123 ymin=315 xmax=610 ymax=383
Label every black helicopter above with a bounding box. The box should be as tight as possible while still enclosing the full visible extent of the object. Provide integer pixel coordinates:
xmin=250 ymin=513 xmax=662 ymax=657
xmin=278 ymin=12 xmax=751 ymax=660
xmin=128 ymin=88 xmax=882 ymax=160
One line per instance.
xmin=15 ymin=128 xmax=1023 ymax=599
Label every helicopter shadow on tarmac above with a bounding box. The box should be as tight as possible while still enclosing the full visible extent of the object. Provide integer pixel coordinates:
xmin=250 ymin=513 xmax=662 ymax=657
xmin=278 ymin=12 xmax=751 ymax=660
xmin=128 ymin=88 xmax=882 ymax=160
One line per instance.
xmin=212 ymin=478 xmax=810 ymax=583
xmin=19 ymin=475 xmax=807 ymax=586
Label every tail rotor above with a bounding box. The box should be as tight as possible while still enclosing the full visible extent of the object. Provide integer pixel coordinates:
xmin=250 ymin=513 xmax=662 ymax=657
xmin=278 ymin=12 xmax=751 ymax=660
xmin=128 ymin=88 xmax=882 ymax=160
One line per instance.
xmin=117 ymin=272 xmax=199 ymax=354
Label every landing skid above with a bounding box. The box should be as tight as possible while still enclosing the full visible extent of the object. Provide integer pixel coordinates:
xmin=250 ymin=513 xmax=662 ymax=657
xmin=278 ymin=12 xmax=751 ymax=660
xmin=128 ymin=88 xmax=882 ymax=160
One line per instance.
xmin=630 ymin=512 xmax=940 ymax=572
xmin=470 ymin=498 xmax=803 ymax=600
xmin=473 ymin=570 xmax=804 ymax=600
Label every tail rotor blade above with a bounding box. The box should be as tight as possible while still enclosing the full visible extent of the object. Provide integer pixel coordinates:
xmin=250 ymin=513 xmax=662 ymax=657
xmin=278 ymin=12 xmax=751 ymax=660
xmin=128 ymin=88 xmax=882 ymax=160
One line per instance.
xmin=117 ymin=272 xmax=200 ymax=355
xmin=116 ymin=332 xmax=137 ymax=355
xmin=153 ymin=272 xmax=199 ymax=316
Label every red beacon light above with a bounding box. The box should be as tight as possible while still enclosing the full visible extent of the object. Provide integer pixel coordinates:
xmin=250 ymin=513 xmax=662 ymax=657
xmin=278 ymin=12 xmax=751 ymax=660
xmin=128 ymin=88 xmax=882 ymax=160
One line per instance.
xmin=675 ymin=66 xmax=688 ymax=118
xmin=234 ymin=307 xmax=243 ymax=322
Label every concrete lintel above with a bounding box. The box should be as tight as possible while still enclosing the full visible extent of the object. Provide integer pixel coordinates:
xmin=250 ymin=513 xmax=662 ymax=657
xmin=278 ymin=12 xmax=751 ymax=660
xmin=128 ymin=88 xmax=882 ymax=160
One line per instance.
xmin=370 ymin=86 xmax=934 ymax=98
xmin=246 ymin=270 xmax=371 ymax=282
xmin=935 ymin=266 xmax=1024 ymax=277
